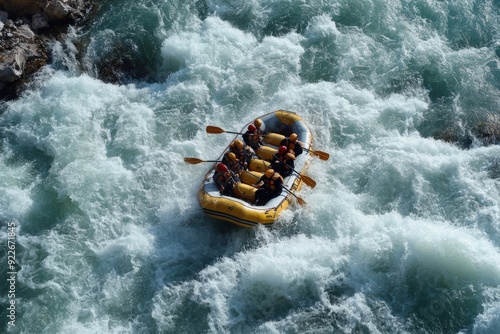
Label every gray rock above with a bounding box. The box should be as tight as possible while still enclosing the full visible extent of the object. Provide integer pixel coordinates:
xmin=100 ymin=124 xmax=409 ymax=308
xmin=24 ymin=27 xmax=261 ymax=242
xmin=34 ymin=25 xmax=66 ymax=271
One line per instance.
xmin=5 ymin=19 xmax=15 ymax=29
xmin=0 ymin=10 xmax=8 ymax=22
xmin=0 ymin=48 xmax=25 ymax=82
xmin=32 ymin=12 xmax=49 ymax=30
xmin=13 ymin=24 xmax=36 ymax=40
xmin=0 ymin=0 xmax=44 ymax=17
xmin=45 ymin=1 xmax=72 ymax=21
xmin=0 ymin=0 xmax=95 ymax=100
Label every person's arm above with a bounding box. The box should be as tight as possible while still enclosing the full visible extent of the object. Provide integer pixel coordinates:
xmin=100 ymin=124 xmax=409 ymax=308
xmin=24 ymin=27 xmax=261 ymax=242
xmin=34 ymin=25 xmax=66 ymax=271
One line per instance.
xmin=214 ymin=175 xmax=224 ymax=193
xmin=252 ymin=176 xmax=264 ymax=188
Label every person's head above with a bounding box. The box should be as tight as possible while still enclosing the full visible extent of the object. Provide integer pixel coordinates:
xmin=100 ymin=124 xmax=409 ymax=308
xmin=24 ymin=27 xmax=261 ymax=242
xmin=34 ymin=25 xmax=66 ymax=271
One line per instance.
xmin=286 ymin=152 xmax=295 ymax=160
xmin=278 ymin=145 xmax=287 ymax=154
xmin=216 ymin=163 xmax=228 ymax=173
xmin=265 ymin=169 xmax=275 ymax=178
xmin=289 ymin=133 xmax=298 ymax=142
xmin=248 ymin=124 xmax=257 ymax=133
xmin=228 ymin=152 xmax=238 ymax=161
xmin=231 ymin=139 xmax=244 ymax=149
xmin=254 ymin=118 xmax=263 ymax=128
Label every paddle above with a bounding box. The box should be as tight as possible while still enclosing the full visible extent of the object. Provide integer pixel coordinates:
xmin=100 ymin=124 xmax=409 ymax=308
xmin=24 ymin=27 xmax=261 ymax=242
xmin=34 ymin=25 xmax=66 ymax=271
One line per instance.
xmin=207 ymin=125 xmax=329 ymax=161
xmin=184 ymin=157 xmax=219 ymax=164
xmin=206 ymin=126 xmax=242 ymax=135
xmin=294 ymin=171 xmax=316 ymax=188
xmin=283 ymin=187 xmax=306 ymax=206
xmin=272 ymin=155 xmax=316 ymax=188
xmin=302 ymin=147 xmax=330 ymax=161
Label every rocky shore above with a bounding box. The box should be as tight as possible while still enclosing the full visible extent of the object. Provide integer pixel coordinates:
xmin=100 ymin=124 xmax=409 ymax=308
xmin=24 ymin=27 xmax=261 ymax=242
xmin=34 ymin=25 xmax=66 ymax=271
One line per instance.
xmin=0 ymin=0 xmax=94 ymax=100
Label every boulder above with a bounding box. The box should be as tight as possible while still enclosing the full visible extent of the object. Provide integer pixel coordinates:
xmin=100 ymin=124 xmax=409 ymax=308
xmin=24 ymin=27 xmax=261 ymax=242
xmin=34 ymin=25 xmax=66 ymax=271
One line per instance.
xmin=472 ymin=115 xmax=500 ymax=146
xmin=0 ymin=51 xmax=24 ymax=82
xmin=32 ymin=12 xmax=49 ymax=30
xmin=45 ymin=0 xmax=73 ymax=21
xmin=0 ymin=10 xmax=8 ymax=22
xmin=0 ymin=0 xmax=44 ymax=17
xmin=0 ymin=0 xmax=87 ymax=23
xmin=0 ymin=20 xmax=48 ymax=98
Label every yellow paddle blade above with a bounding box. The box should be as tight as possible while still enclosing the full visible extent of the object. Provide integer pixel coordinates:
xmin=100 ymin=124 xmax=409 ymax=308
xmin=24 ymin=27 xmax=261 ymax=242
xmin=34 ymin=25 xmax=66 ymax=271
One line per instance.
xmin=184 ymin=157 xmax=206 ymax=164
xmin=300 ymin=174 xmax=316 ymax=188
xmin=206 ymin=126 xmax=226 ymax=134
xmin=312 ymin=150 xmax=330 ymax=161
xmin=296 ymin=196 xmax=306 ymax=206
xmin=283 ymin=187 xmax=306 ymax=206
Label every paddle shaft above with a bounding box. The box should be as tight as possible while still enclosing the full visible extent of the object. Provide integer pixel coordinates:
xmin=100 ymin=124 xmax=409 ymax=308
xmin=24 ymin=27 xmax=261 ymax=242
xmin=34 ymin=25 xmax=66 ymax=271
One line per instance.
xmin=272 ymin=155 xmax=316 ymax=188
xmin=302 ymin=146 xmax=329 ymax=160
xmin=184 ymin=157 xmax=220 ymax=164
xmin=283 ymin=187 xmax=306 ymax=205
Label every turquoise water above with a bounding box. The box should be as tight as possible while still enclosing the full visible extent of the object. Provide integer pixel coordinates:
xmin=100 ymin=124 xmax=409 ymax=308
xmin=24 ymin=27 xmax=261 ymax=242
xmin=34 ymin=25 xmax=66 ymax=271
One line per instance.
xmin=1 ymin=0 xmax=499 ymax=333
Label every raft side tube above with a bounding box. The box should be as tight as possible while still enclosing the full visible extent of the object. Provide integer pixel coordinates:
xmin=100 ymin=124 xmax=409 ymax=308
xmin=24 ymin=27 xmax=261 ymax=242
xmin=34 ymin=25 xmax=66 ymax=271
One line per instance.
xmin=256 ymin=145 xmax=277 ymax=160
xmin=248 ymin=158 xmax=271 ymax=172
xmin=263 ymin=133 xmax=286 ymax=147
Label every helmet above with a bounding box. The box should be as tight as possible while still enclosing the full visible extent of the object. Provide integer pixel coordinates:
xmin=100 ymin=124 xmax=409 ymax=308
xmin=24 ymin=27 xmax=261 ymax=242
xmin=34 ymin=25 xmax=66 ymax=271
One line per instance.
xmin=278 ymin=145 xmax=288 ymax=154
xmin=290 ymin=133 xmax=298 ymax=142
xmin=216 ymin=163 xmax=228 ymax=172
xmin=286 ymin=152 xmax=296 ymax=160
xmin=228 ymin=152 xmax=238 ymax=161
xmin=265 ymin=169 xmax=275 ymax=178
xmin=254 ymin=118 xmax=263 ymax=128
xmin=248 ymin=124 xmax=257 ymax=133
xmin=231 ymin=139 xmax=244 ymax=149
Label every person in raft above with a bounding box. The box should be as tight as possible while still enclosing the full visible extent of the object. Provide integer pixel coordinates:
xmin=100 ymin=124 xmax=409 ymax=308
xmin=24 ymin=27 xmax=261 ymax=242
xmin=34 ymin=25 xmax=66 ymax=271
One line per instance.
xmin=213 ymin=163 xmax=237 ymax=196
xmin=271 ymin=145 xmax=295 ymax=177
xmin=222 ymin=152 xmax=243 ymax=176
xmin=252 ymin=169 xmax=284 ymax=206
xmin=253 ymin=118 xmax=267 ymax=135
xmin=242 ymin=124 xmax=263 ymax=150
xmin=280 ymin=133 xmax=303 ymax=157
xmin=229 ymin=139 xmax=253 ymax=170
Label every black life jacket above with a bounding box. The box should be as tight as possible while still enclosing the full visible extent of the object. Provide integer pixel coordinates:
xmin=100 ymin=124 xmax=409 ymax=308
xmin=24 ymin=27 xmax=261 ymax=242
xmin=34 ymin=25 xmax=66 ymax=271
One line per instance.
xmin=222 ymin=152 xmax=242 ymax=173
xmin=281 ymin=138 xmax=302 ymax=156
xmin=248 ymin=132 xmax=261 ymax=146
xmin=262 ymin=174 xmax=282 ymax=192
xmin=214 ymin=171 xmax=235 ymax=189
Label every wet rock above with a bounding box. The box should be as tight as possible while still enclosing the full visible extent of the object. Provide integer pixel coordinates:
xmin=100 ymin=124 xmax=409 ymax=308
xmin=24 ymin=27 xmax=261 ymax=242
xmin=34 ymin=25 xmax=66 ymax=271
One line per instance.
xmin=0 ymin=0 xmax=43 ymax=18
xmin=0 ymin=0 xmax=94 ymax=100
xmin=433 ymin=126 xmax=473 ymax=149
xmin=32 ymin=12 xmax=49 ymax=30
xmin=472 ymin=115 xmax=500 ymax=146
xmin=0 ymin=0 xmax=89 ymax=22
xmin=433 ymin=115 xmax=500 ymax=148
xmin=45 ymin=0 xmax=73 ymax=21
xmin=0 ymin=21 xmax=48 ymax=99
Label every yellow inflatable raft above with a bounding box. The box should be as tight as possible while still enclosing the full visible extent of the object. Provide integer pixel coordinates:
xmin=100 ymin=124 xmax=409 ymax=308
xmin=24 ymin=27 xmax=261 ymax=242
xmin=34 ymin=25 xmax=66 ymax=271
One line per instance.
xmin=197 ymin=110 xmax=314 ymax=227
